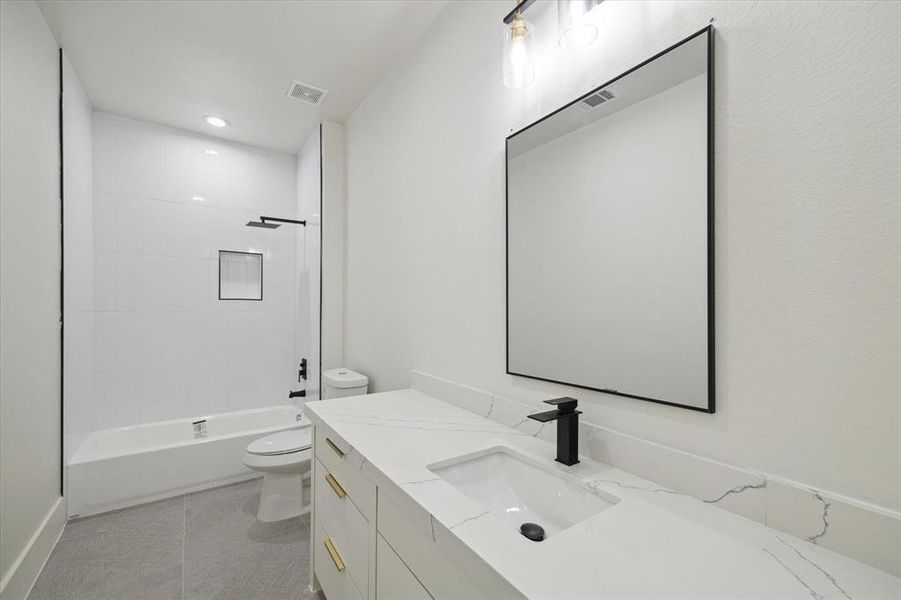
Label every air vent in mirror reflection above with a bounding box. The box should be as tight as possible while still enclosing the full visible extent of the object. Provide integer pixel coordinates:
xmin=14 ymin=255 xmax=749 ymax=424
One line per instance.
xmin=581 ymin=89 xmax=615 ymax=108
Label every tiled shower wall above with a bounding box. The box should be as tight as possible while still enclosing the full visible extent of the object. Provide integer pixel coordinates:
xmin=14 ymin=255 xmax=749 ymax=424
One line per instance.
xmin=88 ymin=112 xmax=299 ymax=430
xmin=62 ymin=53 xmax=94 ymax=458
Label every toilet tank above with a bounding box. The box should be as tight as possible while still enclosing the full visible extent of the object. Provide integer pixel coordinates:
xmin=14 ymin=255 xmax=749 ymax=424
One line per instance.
xmin=322 ymin=368 xmax=369 ymax=399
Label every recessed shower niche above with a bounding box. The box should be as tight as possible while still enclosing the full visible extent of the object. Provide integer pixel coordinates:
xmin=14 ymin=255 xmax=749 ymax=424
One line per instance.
xmin=219 ymin=250 xmax=264 ymax=301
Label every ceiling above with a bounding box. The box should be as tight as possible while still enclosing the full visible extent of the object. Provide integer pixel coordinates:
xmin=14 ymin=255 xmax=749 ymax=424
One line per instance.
xmin=38 ymin=0 xmax=448 ymax=154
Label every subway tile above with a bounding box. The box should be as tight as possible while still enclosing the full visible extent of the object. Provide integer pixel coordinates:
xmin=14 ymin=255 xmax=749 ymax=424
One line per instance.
xmin=142 ymin=133 xmax=168 ymax=201
xmin=92 ymin=115 xmax=120 ymax=194
xmin=93 ymin=192 xmax=117 ymax=252
xmin=64 ymin=244 xmax=94 ymax=312
xmin=166 ymin=135 xmax=228 ymax=206
xmin=115 ymin=194 xmax=145 ymax=254
xmin=115 ymin=253 xmax=147 ymax=311
xmin=93 ymin=312 xmax=119 ymax=371
xmin=181 ymin=204 xmax=216 ymax=259
xmin=93 ymin=252 xmax=116 ymax=311
xmin=137 ymin=367 xmax=188 ymax=423
xmin=142 ymin=199 xmax=184 ymax=257
xmin=93 ymin=368 xmax=124 ymax=429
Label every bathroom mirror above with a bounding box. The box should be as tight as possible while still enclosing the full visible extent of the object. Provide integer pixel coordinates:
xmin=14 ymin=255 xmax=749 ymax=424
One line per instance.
xmin=219 ymin=250 xmax=264 ymax=301
xmin=506 ymin=27 xmax=714 ymax=412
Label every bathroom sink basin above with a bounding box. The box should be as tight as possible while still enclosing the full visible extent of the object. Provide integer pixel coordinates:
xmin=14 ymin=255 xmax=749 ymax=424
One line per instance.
xmin=428 ymin=446 xmax=618 ymax=539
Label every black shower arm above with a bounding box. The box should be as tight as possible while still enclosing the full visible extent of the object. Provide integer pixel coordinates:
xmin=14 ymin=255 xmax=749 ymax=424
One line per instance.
xmin=260 ymin=216 xmax=306 ymax=226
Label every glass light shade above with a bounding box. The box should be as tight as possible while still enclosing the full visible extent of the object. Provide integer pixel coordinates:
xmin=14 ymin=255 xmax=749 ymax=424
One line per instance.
xmin=558 ymin=0 xmax=600 ymax=52
xmin=203 ymin=115 xmax=230 ymax=128
xmin=503 ymin=13 xmax=535 ymax=89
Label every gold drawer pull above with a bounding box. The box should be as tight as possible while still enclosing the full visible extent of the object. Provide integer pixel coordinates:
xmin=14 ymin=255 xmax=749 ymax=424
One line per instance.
xmin=325 ymin=473 xmax=346 ymax=499
xmin=324 ymin=537 xmax=345 ymax=572
xmin=325 ymin=437 xmax=345 ymax=457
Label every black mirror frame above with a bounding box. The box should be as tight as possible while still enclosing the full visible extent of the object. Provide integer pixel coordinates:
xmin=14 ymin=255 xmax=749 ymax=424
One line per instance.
xmin=504 ymin=26 xmax=715 ymax=414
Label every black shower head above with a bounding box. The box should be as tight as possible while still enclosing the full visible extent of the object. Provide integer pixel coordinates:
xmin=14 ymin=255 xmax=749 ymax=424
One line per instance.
xmin=244 ymin=216 xmax=306 ymax=229
xmin=246 ymin=220 xmax=281 ymax=229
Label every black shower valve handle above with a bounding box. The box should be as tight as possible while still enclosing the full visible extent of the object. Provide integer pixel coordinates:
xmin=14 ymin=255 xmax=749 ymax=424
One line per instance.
xmin=298 ymin=358 xmax=308 ymax=382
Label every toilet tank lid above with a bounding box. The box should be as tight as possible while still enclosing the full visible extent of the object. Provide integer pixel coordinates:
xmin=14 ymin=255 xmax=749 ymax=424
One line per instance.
xmin=323 ymin=368 xmax=368 ymax=388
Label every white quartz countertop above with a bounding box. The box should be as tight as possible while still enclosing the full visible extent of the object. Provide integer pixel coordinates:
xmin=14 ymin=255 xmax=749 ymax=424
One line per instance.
xmin=305 ymin=390 xmax=900 ymax=600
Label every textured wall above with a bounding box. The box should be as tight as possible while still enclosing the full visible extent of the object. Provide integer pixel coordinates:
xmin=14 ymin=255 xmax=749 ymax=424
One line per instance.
xmin=344 ymin=1 xmax=900 ymax=510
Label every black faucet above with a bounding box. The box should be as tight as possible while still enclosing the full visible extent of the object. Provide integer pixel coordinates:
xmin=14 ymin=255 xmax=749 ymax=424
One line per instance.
xmin=527 ymin=397 xmax=582 ymax=466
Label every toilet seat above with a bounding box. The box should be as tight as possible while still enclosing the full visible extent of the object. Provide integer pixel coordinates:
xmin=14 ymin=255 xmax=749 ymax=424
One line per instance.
xmin=246 ymin=428 xmax=312 ymax=456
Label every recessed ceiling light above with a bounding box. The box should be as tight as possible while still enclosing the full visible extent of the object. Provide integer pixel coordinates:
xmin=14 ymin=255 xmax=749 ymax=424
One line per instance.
xmin=203 ymin=115 xmax=229 ymax=128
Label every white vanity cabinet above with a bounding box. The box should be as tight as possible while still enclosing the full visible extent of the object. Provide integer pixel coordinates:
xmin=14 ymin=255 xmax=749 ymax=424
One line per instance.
xmin=312 ymin=423 xmax=376 ymax=600
xmin=375 ymin=534 xmax=431 ymax=600
xmin=311 ymin=422 xmax=520 ymax=600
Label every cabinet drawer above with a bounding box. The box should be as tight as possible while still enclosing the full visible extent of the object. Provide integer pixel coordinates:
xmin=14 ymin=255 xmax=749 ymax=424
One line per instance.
xmin=314 ymin=423 xmax=376 ymax=519
xmin=315 ymin=517 xmax=365 ymax=600
xmin=315 ymin=457 xmax=369 ymax=597
xmin=378 ymin=489 xmax=521 ymax=599
xmin=376 ymin=533 xmax=432 ymax=600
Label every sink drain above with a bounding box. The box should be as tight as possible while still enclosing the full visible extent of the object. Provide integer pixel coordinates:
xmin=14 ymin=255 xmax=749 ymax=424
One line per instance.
xmin=519 ymin=522 xmax=545 ymax=542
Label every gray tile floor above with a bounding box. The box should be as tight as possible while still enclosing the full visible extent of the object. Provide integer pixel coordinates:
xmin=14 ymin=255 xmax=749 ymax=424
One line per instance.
xmin=29 ymin=479 xmax=317 ymax=600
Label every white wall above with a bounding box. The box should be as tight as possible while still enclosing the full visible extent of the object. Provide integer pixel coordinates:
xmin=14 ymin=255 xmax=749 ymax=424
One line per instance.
xmin=91 ymin=112 xmax=299 ymax=428
xmin=62 ymin=52 xmax=94 ymax=461
xmin=0 ymin=2 xmax=65 ymax=597
xmin=344 ymin=0 xmax=900 ymax=512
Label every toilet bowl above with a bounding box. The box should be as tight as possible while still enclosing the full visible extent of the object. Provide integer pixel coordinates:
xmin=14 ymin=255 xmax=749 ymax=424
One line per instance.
xmin=243 ymin=427 xmax=312 ymax=522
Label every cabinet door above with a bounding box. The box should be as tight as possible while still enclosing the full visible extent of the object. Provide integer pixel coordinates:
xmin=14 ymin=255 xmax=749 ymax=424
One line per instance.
xmin=315 ymin=457 xmax=370 ymax=596
xmin=376 ymin=534 xmax=432 ymax=600
xmin=315 ymin=517 xmax=365 ymax=600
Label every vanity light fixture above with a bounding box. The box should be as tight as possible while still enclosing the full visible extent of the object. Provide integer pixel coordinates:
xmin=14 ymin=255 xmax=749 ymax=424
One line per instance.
xmin=203 ymin=115 xmax=229 ymax=128
xmin=558 ymin=0 xmax=602 ymax=52
xmin=503 ymin=9 xmax=535 ymax=89
xmin=501 ymin=0 xmax=604 ymax=88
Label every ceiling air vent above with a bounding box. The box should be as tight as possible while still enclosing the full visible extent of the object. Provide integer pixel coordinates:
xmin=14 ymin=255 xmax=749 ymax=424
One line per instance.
xmin=580 ymin=89 xmax=615 ymax=108
xmin=285 ymin=80 xmax=328 ymax=106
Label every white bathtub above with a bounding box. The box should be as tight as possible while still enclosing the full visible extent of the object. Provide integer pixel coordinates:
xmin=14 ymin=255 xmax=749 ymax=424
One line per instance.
xmin=67 ymin=405 xmax=309 ymax=517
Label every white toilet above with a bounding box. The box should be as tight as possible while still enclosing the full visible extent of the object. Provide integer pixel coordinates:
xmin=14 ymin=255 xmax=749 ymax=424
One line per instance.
xmin=243 ymin=427 xmax=313 ymax=522
xmin=323 ymin=367 xmax=369 ymax=398
xmin=243 ymin=368 xmax=367 ymax=522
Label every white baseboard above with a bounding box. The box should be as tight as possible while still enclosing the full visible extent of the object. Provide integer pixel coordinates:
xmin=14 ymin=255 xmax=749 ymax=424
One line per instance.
xmin=0 ymin=497 xmax=66 ymax=600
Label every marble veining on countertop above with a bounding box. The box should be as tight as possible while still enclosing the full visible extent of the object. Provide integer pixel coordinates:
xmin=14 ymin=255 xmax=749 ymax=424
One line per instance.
xmin=306 ymin=390 xmax=900 ymax=600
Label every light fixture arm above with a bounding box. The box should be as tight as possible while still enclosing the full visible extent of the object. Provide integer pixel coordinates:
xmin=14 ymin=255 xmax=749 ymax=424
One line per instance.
xmin=502 ymin=0 xmax=538 ymax=24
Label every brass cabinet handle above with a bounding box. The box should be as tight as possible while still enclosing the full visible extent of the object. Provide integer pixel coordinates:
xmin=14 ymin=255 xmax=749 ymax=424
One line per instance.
xmin=325 ymin=437 xmax=345 ymax=457
xmin=324 ymin=538 xmax=346 ymax=572
xmin=325 ymin=473 xmax=347 ymax=499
